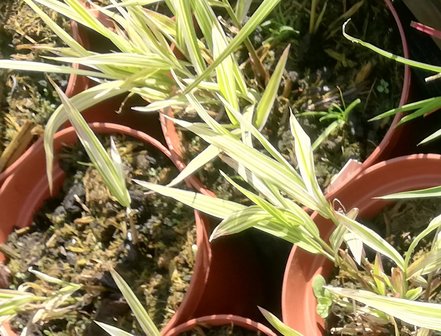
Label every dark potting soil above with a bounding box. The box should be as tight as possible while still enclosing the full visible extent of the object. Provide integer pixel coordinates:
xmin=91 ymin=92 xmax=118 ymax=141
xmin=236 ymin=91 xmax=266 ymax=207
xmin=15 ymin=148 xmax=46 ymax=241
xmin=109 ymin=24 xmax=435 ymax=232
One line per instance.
xmin=0 ymin=0 xmax=69 ymax=155
xmin=326 ymin=198 xmax=441 ymax=335
xmin=178 ymin=324 xmax=264 ymax=336
xmin=255 ymin=0 xmax=406 ymax=189
xmin=3 ymin=135 xmax=196 ymax=335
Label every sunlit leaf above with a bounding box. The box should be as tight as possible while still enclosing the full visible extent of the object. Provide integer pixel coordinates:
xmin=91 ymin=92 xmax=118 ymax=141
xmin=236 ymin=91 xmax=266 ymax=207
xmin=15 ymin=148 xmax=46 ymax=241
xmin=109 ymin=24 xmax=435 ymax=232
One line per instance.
xmin=95 ymin=322 xmax=134 ymax=336
xmin=167 ymin=145 xmax=221 ymax=187
xmin=259 ymin=307 xmax=303 ymax=336
xmin=134 ymin=180 xmax=244 ymax=218
xmin=183 ymin=0 xmax=281 ymax=93
xmin=48 ymin=78 xmax=131 ymax=207
xmin=110 ymin=270 xmax=160 ymax=336
xmin=326 ymin=286 xmax=441 ymax=331
xmin=254 ymin=45 xmax=289 ymax=130
xmin=334 ymin=211 xmax=404 ymax=270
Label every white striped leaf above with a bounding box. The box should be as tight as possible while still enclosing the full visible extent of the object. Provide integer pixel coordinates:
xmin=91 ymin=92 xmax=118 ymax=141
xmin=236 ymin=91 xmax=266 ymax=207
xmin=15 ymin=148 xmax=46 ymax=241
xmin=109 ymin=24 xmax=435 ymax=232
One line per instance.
xmin=335 ymin=211 xmax=404 ymax=270
xmin=110 ymin=270 xmax=160 ymax=336
xmin=172 ymin=119 xmax=319 ymax=211
xmin=49 ymin=78 xmax=131 ymax=207
xmin=183 ymin=0 xmax=281 ymax=93
xmin=133 ymin=180 xmax=245 ymax=218
xmin=290 ymin=113 xmax=328 ymax=215
xmin=326 ymin=286 xmax=441 ymax=332
xmin=167 ymin=145 xmax=221 ymax=187
xmin=95 ymin=322 xmax=133 ymax=336
xmin=254 ymin=45 xmax=289 ymax=130
xmin=44 ymin=81 xmax=128 ymax=191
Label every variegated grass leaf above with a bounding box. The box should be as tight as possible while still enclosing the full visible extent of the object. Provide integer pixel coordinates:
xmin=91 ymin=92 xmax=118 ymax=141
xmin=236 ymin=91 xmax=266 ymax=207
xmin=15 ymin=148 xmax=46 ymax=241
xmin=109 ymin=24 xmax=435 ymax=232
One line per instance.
xmin=44 ymin=81 xmax=128 ymax=192
xmin=170 ymin=118 xmax=321 ymax=211
xmin=219 ymin=171 xmax=322 ymax=240
xmin=133 ymin=180 xmax=245 ymax=218
xmin=254 ymin=45 xmax=289 ymax=130
xmin=405 ymin=213 xmax=441 ymax=277
xmin=334 ymin=211 xmax=405 ymax=270
xmin=48 ymin=77 xmax=131 ymax=207
xmin=95 ymin=322 xmax=134 ymax=336
xmin=325 ymin=286 xmax=441 ymax=332
xmin=108 ymin=270 xmax=160 ymax=336
xmin=183 ymin=0 xmax=281 ymax=93
xmin=258 ymin=307 xmax=303 ymax=336
xmin=174 ymin=0 xmax=205 ymax=75
xmin=289 ymin=113 xmax=328 ymax=213
xmin=167 ymin=144 xmax=221 ymax=187
xmin=235 ymin=0 xmax=253 ymax=24
xmin=378 ymin=186 xmax=441 ymax=200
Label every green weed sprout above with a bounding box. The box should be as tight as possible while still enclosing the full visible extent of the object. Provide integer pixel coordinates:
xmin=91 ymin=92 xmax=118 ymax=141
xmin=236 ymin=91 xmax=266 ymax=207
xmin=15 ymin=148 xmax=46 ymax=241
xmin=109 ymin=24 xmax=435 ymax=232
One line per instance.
xmin=132 ymin=79 xmax=441 ymax=334
xmin=298 ymin=97 xmax=361 ymax=150
xmin=0 ymin=0 xmax=284 ymax=192
xmin=0 ymin=268 xmax=81 ymax=333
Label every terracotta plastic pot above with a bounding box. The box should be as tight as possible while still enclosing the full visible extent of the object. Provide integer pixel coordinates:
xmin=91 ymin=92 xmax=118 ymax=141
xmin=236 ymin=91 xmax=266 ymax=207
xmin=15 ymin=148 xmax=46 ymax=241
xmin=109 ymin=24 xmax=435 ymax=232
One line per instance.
xmin=164 ymin=314 xmax=277 ymax=336
xmin=0 ymin=122 xmax=210 ymax=335
xmin=281 ymin=153 xmax=441 ymax=335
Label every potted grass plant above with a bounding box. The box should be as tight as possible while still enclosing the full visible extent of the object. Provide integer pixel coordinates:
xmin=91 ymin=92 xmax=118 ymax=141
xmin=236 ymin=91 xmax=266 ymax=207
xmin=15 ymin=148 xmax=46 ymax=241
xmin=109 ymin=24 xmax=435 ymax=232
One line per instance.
xmin=0 ymin=77 xmax=273 ymax=334
xmin=131 ymin=75 xmax=441 ymax=335
xmin=0 ymin=83 xmax=213 ymax=334
xmin=0 ymin=0 xmax=283 ymax=195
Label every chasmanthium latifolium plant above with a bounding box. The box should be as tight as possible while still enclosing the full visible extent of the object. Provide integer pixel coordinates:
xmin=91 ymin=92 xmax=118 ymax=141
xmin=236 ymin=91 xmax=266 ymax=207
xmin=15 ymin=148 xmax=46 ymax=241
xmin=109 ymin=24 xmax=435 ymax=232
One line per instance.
xmin=132 ymin=82 xmax=441 ymax=334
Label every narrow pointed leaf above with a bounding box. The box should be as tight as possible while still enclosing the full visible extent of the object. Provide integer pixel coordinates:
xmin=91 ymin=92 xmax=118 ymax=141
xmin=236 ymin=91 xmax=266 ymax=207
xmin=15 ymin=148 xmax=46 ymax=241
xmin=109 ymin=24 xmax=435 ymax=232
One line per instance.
xmin=134 ymin=180 xmax=244 ymax=218
xmin=168 ymin=145 xmax=221 ymax=187
xmin=95 ymin=322 xmax=133 ymax=336
xmin=183 ymin=0 xmax=281 ymax=93
xmin=110 ymin=270 xmax=160 ymax=336
xmin=44 ymin=81 xmax=128 ymax=191
xmin=290 ymin=113 xmax=327 ymax=211
xmin=405 ymin=213 xmax=441 ymax=273
xmin=259 ymin=307 xmax=303 ymax=336
xmin=326 ymin=286 xmax=441 ymax=331
xmin=48 ymin=78 xmax=131 ymax=207
xmin=379 ymin=186 xmax=441 ymax=200
xmin=335 ymin=211 xmax=405 ymax=269
xmin=254 ymin=45 xmax=289 ymax=130
xmin=0 ymin=60 xmax=114 ymax=79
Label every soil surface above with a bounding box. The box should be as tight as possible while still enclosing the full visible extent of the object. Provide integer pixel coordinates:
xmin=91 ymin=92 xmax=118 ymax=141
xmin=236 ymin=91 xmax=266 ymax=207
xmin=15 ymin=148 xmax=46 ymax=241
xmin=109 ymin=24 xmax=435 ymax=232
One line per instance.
xmin=0 ymin=0 xmax=68 ymax=158
xmin=257 ymin=0 xmax=406 ymax=189
xmin=3 ymin=135 xmax=196 ymax=335
xmin=327 ymin=198 xmax=441 ymax=335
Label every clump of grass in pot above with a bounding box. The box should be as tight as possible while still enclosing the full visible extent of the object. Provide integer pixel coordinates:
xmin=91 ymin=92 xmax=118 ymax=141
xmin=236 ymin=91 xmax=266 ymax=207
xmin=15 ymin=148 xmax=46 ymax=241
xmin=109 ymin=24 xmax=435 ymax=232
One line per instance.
xmin=0 ymin=0 xmax=284 ymax=193
xmin=133 ymin=81 xmax=441 ymax=335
